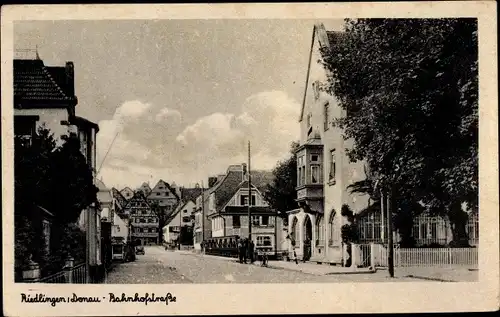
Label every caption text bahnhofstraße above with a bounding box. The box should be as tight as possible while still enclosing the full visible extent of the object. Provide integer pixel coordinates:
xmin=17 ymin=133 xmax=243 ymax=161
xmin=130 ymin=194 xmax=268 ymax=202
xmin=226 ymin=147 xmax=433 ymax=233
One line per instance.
xmin=21 ymin=292 xmax=177 ymax=307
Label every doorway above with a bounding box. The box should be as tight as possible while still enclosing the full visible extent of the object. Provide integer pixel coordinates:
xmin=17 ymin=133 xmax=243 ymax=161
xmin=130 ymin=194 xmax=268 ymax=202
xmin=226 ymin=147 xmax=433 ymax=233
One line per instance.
xmin=303 ymin=216 xmax=312 ymax=261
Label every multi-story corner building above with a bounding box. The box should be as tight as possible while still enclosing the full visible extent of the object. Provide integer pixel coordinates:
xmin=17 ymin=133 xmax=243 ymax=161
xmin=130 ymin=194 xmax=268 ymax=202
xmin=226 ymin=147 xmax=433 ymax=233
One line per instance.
xmin=208 ymin=168 xmax=285 ymax=253
xmin=125 ymin=191 xmax=159 ymax=245
xmin=288 ymin=23 xmax=479 ymax=264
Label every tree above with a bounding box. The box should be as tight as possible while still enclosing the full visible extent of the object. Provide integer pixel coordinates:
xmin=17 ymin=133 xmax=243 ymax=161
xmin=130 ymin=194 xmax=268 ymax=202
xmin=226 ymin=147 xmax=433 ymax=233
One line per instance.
xmin=14 ymin=127 xmax=98 ymax=275
xmin=320 ymin=19 xmax=478 ymax=246
xmin=264 ymin=141 xmax=300 ymax=224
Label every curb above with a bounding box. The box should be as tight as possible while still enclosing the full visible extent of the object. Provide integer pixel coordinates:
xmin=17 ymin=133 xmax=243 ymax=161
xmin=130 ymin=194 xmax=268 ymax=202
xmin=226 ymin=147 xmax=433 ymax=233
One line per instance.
xmin=405 ymin=275 xmax=456 ymax=282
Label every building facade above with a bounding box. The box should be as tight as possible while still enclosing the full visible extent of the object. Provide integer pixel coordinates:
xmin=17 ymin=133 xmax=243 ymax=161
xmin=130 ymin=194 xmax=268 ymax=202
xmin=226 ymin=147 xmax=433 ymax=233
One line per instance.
xmin=147 ymin=180 xmax=180 ymax=215
xmin=162 ymin=200 xmax=196 ymax=244
xmin=120 ymin=187 xmax=134 ymax=200
xmin=208 ymin=175 xmax=285 ymax=254
xmin=288 ymin=24 xmax=369 ymax=264
xmin=289 ymin=23 xmax=479 ymax=264
xmin=111 ymin=188 xmax=130 ymax=243
xmin=124 ymin=191 xmax=159 ymax=245
xmin=14 ymin=56 xmax=102 ymax=278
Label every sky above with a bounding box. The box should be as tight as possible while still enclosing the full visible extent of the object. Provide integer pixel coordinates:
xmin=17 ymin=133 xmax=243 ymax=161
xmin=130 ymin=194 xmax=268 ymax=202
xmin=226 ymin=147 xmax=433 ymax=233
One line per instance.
xmin=14 ymin=19 xmax=344 ymax=189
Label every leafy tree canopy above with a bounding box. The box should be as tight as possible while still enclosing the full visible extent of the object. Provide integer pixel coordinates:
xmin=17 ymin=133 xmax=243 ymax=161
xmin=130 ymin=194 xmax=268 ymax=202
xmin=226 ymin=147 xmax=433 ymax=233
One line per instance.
xmin=264 ymin=141 xmax=300 ymax=223
xmin=321 ymin=18 xmax=478 ymax=217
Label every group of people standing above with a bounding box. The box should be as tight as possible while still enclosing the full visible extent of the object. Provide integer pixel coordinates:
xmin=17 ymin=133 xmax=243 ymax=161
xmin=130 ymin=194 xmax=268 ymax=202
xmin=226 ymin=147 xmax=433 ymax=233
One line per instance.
xmin=237 ymin=238 xmax=254 ymax=264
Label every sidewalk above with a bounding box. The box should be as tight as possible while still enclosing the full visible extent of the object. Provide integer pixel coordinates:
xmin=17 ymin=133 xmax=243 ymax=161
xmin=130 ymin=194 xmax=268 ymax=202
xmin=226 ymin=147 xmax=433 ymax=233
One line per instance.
xmin=169 ymin=248 xmax=374 ymax=276
xmin=391 ymin=267 xmax=479 ymax=282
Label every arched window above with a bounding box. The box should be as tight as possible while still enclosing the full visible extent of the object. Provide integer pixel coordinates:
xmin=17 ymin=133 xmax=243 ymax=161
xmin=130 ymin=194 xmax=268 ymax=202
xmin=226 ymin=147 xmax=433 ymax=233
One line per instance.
xmin=291 ymin=217 xmax=299 ymax=247
xmin=315 ymin=215 xmax=325 ymax=246
xmin=328 ymin=211 xmax=336 ymax=246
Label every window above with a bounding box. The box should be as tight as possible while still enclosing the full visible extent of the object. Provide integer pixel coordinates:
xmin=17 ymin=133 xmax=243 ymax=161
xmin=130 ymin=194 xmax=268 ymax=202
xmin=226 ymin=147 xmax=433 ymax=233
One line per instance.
xmin=151 ymin=228 xmax=156 ymax=233
xmin=183 ymin=210 xmax=188 ymax=213
xmin=311 ymin=154 xmax=318 ymax=162
xmin=232 ymin=215 xmax=241 ymax=228
xmin=329 ymin=149 xmax=336 ymax=182
xmin=240 ymin=195 xmax=256 ymax=206
xmin=257 ymin=236 xmax=272 ymax=247
xmin=156 ymin=192 xmax=160 ymax=196
xmin=315 ymin=216 xmax=325 ymax=246
xmin=140 ymin=218 xmax=146 ymax=223
xmin=252 ymin=216 xmax=260 ymax=226
xmin=261 ymin=216 xmax=269 ymax=226
xmin=324 ymin=102 xmax=330 ymax=131
xmin=328 ymin=211 xmax=336 ymax=245
xmin=297 ymin=155 xmax=306 ymax=186
xmin=182 ymin=216 xmax=190 ymax=223
xmin=311 ymin=165 xmax=320 ymax=184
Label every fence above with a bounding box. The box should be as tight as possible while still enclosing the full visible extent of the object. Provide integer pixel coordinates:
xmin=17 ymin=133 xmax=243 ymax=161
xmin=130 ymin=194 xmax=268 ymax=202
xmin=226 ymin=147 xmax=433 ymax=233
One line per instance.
xmin=370 ymin=244 xmax=478 ymax=268
xmin=26 ymin=262 xmax=87 ymax=284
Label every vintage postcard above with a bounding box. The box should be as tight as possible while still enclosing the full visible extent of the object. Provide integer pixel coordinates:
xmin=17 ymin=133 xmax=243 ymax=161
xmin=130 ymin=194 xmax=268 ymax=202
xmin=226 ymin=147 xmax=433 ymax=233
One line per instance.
xmin=1 ymin=2 xmax=498 ymax=316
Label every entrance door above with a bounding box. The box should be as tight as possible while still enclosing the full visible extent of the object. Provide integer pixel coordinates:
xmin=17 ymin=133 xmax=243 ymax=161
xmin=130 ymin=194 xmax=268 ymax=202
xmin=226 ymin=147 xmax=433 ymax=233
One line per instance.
xmin=303 ymin=216 xmax=312 ymax=261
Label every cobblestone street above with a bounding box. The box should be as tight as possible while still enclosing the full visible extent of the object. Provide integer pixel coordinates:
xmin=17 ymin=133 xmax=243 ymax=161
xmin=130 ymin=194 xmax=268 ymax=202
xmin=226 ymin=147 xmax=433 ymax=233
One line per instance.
xmin=103 ymin=246 xmax=424 ymax=284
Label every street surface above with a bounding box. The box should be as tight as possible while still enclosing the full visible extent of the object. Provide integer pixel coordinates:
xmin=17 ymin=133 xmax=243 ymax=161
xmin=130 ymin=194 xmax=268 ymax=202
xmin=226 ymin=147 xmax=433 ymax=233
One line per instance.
xmin=104 ymin=246 xmax=419 ymax=283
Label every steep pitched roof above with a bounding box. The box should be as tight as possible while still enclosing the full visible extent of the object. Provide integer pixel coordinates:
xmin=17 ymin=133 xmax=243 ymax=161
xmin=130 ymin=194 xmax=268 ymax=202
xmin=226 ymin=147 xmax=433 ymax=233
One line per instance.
xmin=180 ymin=187 xmax=204 ymax=202
xmin=299 ymin=24 xmax=344 ymax=122
xmin=216 ymin=170 xmax=274 ymax=212
xmin=149 ymin=179 xmax=180 ymax=200
xmin=14 ymin=59 xmax=77 ymax=105
xmin=164 ymin=200 xmax=191 ymax=226
xmin=214 ymin=170 xmax=245 ymax=211
xmin=111 ymin=187 xmax=127 ymax=210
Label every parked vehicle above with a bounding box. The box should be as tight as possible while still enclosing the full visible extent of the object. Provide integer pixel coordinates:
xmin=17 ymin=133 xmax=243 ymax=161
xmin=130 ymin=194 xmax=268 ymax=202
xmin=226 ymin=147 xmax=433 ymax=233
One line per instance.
xmin=136 ymin=245 xmax=145 ymax=255
xmin=112 ymin=243 xmax=125 ymax=261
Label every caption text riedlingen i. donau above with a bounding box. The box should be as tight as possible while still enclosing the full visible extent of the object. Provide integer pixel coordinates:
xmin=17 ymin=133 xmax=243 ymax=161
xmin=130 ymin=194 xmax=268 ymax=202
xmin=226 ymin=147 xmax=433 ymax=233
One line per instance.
xmin=20 ymin=292 xmax=177 ymax=307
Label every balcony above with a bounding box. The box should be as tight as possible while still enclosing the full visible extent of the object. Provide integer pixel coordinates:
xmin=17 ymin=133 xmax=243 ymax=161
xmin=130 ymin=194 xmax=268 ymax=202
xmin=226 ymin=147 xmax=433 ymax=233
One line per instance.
xmin=131 ymin=232 xmax=158 ymax=238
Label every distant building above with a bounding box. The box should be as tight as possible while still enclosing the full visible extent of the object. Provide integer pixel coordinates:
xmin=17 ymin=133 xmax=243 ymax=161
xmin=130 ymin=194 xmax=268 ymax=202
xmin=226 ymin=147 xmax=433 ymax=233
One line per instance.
xmin=147 ymin=180 xmax=180 ymax=216
xmin=125 ymin=191 xmax=158 ymax=245
xmin=207 ymin=167 xmax=284 ymax=253
xmin=162 ymin=200 xmax=196 ymax=245
xmin=111 ymin=188 xmax=130 ymax=243
xmin=137 ymin=182 xmax=152 ymax=197
xmin=120 ymin=187 xmax=134 ymax=200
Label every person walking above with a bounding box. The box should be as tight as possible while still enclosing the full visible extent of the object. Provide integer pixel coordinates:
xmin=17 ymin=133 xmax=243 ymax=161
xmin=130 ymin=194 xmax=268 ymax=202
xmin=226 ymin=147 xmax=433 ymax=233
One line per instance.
xmin=238 ymin=239 xmax=244 ymax=263
xmin=249 ymin=239 xmax=255 ymax=264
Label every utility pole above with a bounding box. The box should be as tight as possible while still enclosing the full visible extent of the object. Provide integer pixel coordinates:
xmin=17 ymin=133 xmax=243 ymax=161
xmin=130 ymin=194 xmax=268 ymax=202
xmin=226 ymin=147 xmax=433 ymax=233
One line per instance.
xmin=248 ymin=141 xmax=252 ymax=241
xmin=387 ymin=189 xmax=395 ymax=278
xmin=201 ymin=180 xmax=205 ymax=254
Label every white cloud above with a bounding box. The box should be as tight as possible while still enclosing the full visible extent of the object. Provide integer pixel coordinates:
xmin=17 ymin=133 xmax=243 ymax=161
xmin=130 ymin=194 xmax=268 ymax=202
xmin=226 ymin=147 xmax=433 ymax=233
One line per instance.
xmin=97 ymin=91 xmax=300 ymax=189
xmin=155 ymin=108 xmax=182 ymax=123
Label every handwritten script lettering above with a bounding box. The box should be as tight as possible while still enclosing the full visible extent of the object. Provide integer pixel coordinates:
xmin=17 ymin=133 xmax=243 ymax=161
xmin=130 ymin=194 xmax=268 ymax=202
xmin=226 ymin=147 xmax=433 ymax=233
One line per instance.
xmin=20 ymin=292 xmax=177 ymax=307
xmin=109 ymin=292 xmax=177 ymax=305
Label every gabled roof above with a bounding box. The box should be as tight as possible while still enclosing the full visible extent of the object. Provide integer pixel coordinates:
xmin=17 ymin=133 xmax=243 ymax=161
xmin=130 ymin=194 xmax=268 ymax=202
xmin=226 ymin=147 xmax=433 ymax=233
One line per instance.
xmin=14 ymin=59 xmax=77 ymax=105
xmin=214 ymin=170 xmax=245 ymax=211
xmin=180 ymin=187 xmax=204 ymax=202
xmin=124 ymin=190 xmax=151 ymax=209
xmin=111 ymin=187 xmax=127 ymax=210
xmin=217 ymin=170 xmax=274 ymax=212
xmin=164 ymin=200 xmax=194 ymax=227
xmin=299 ymin=23 xmax=344 ymax=122
xmin=149 ymin=179 xmax=180 ymax=200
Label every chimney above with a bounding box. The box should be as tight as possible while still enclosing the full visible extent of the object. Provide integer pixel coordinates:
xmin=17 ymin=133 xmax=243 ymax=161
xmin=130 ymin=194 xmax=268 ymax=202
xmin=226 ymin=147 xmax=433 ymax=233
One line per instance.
xmin=65 ymin=61 xmax=75 ymax=96
xmin=242 ymin=163 xmax=247 ymax=181
xmin=208 ymin=177 xmax=218 ymax=188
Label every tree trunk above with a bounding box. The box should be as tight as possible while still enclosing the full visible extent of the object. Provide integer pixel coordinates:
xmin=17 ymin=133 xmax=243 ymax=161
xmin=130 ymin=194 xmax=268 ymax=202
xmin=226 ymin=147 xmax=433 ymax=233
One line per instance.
xmin=448 ymin=202 xmax=469 ymax=247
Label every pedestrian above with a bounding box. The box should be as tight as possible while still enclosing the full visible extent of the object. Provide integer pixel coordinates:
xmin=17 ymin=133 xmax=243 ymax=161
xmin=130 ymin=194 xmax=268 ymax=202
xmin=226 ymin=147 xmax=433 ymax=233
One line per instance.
xmin=242 ymin=239 xmax=248 ymax=264
xmin=249 ymin=240 xmax=255 ymax=264
xmin=238 ymin=239 xmax=244 ymax=263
